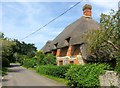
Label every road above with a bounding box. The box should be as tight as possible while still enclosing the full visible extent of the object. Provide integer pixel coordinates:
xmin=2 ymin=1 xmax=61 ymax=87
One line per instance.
xmin=2 ymin=63 xmax=66 ymax=87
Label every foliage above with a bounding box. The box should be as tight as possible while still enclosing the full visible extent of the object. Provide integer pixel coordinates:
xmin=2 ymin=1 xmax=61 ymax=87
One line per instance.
xmin=81 ymin=10 xmax=120 ymax=70
xmin=1 ymin=38 xmax=16 ymax=66
xmin=35 ymin=50 xmax=45 ymax=65
xmin=22 ymin=56 xmax=36 ymax=68
xmin=18 ymin=55 xmax=28 ymax=65
xmin=65 ymin=64 xmax=110 ymax=87
xmin=115 ymin=53 xmax=120 ymax=73
xmin=2 ymin=57 xmax=10 ymax=67
xmin=1 ymin=33 xmax=37 ymax=64
xmin=42 ymin=54 xmax=56 ymax=65
xmin=35 ymin=50 xmax=56 ymax=65
xmin=36 ymin=65 xmax=71 ymax=78
xmin=0 ymin=67 xmax=8 ymax=76
xmin=11 ymin=39 xmax=37 ymax=58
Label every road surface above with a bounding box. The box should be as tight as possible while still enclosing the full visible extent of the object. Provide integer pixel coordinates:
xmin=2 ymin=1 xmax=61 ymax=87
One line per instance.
xmin=2 ymin=63 xmax=66 ymax=87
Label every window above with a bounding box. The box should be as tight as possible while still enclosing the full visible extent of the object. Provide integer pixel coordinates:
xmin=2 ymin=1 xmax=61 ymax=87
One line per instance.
xmin=59 ymin=60 xmax=63 ymax=66
xmin=65 ymin=37 xmax=71 ymax=45
xmin=70 ymin=61 xmax=74 ymax=64
xmin=54 ymin=43 xmax=58 ymax=48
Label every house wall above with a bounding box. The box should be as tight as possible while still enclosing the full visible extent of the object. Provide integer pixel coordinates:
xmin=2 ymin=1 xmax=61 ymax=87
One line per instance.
xmin=60 ymin=47 xmax=68 ymax=57
xmin=72 ymin=45 xmax=81 ymax=56
xmin=52 ymin=50 xmax=57 ymax=56
xmin=56 ymin=45 xmax=86 ymax=65
xmin=56 ymin=49 xmax=61 ymax=57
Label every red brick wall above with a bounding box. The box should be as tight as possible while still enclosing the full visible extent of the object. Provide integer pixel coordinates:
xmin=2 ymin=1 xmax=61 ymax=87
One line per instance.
xmin=68 ymin=59 xmax=79 ymax=64
xmin=60 ymin=47 xmax=68 ymax=57
xmin=72 ymin=45 xmax=81 ymax=56
xmin=56 ymin=49 xmax=61 ymax=57
xmin=67 ymin=46 xmax=73 ymax=56
xmin=52 ymin=50 xmax=57 ymax=56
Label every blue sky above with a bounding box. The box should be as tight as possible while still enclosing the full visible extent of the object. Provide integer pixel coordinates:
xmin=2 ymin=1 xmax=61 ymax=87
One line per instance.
xmin=1 ymin=0 xmax=119 ymax=50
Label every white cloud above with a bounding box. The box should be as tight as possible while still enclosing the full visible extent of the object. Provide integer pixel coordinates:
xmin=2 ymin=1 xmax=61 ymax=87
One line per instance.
xmin=2 ymin=1 xmax=119 ymax=49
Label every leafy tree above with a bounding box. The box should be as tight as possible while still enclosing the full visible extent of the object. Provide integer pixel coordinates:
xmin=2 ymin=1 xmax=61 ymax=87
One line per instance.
xmin=35 ymin=50 xmax=45 ymax=65
xmin=1 ymin=36 xmax=16 ymax=66
xmin=81 ymin=10 xmax=120 ymax=70
xmin=42 ymin=54 xmax=56 ymax=65
xmin=0 ymin=32 xmax=4 ymax=39
xmin=35 ymin=50 xmax=56 ymax=65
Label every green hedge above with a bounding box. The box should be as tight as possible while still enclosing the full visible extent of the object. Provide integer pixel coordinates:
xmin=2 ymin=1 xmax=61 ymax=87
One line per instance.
xmin=2 ymin=58 xmax=10 ymax=67
xmin=0 ymin=67 xmax=8 ymax=76
xmin=36 ymin=65 xmax=71 ymax=78
xmin=114 ymin=54 xmax=120 ymax=73
xmin=23 ymin=58 xmax=36 ymax=68
xmin=65 ymin=64 xmax=110 ymax=87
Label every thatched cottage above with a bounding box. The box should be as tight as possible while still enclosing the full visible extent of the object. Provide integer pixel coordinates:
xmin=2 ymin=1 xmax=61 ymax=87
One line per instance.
xmin=41 ymin=4 xmax=100 ymax=65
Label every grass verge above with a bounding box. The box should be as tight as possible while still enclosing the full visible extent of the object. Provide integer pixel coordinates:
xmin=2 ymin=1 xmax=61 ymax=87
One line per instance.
xmin=37 ymin=72 xmax=68 ymax=85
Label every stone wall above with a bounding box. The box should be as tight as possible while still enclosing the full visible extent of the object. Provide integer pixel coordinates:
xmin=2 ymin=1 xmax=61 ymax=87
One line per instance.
xmin=99 ymin=71 xmax=120 ymax=87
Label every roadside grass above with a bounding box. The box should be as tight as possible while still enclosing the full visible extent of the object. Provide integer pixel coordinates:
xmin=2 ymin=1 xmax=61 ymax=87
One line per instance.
xmin=37 ymin=72 xmax=68 ymax=85
xmin=28 ymin=67 xmax=36 ymax=71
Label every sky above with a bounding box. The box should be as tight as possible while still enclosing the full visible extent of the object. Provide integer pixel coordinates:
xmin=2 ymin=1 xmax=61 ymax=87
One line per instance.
xmin=1 ymin=0 xmax=120 ymax=50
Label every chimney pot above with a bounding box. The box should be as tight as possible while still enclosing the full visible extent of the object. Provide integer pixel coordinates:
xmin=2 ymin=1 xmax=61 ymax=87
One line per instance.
xmin=83 ymin=4 xmax=92 ymax=17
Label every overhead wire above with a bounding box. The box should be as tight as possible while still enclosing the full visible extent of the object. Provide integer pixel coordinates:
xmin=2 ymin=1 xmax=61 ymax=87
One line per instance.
xmin=20 ymin=0 xmax=83 ymax=40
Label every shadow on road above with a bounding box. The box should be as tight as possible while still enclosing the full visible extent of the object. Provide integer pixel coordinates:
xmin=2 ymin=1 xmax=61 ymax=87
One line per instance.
xmin=8 ymin=69 xmax=23 ymax=73
xmin=2 ymin=78 xmax=9 ymax=82
xmin=10 ymin=64 xmax=20 ymax=68
xmin=8 ymin=63 xmax=24 ymax=73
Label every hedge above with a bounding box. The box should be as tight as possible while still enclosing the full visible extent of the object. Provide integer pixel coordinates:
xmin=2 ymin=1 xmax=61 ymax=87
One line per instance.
xmin=23 ymin=58 xmax=36 ymax=68
xmin=36 ymin=65 xmax=71 ymax=78
xmin=65 ymin=64 xmax=110 ymax=87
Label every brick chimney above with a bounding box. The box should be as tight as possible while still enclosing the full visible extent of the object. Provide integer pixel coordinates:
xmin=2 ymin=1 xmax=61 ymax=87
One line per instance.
xmin=82 ymin=4 xmax=92 ymax=17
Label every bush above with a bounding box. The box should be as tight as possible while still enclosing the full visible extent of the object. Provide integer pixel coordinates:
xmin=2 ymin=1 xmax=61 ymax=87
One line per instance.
xmin=23 ymin=57 xmax=36 ymax=68
xmin=2 ymin=58 xmax=10 ymax=67
xmin=36 ymin=65 xmax=71 ymax=78
xmin=35 ymin=51 xmax=56 ymax=65
xmin=42 ymin=54 xmax=56 ymax=65
xmin=65 ymin=64 xmax=110 ymax=87
xmin=115 ymin=57 xmax=120 ymax=73
xmin=0 ymin=67 xmax=8 ymax=76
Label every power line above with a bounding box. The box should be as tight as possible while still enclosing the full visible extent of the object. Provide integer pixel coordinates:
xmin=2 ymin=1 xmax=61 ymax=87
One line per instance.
xmin=20 ymin=1 xmax=83 ymax=40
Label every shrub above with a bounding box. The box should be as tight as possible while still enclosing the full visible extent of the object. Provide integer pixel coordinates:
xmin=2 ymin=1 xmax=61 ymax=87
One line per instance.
xmin=65 ymin=64 xmax=110 ymax=87
xmin=36 ymin=65 xmax=71 ymax=78
xmin=35 ymin=50 xmax=56 ymax=65
xmin=0 ymin=67 xmax=8 ymax=76
xmin=42 ymin=54 xmax=56 ymax=65
xmin=115 ymin=57 xmax=120 ymax=73
xmin=23 ymin=57 xmax=36 ymax=68
xmin=2 ymin=58 xmax=10 ymax=67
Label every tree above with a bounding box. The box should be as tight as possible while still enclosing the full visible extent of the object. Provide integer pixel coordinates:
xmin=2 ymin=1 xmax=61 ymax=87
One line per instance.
xmin=81 ymin=10 xmax=120 ymax=69
xmin=35 ymin=50 xmax=56 ymax=65
xmin=1 ymin=36 xmax=16 ymax=66
xmin=11 ymin=39 xmax=37 ymax=62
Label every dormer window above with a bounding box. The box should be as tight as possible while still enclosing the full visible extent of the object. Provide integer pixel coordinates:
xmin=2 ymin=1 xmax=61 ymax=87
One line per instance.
xmin=54 ymin=43 xmax=58 ymax=48
xmin=65 ymin=37 xmax=71 ymax=45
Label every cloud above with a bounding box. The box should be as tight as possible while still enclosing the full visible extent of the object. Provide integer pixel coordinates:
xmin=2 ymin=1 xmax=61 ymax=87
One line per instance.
xmin=2 ymin=1 xmax=119 ymax=50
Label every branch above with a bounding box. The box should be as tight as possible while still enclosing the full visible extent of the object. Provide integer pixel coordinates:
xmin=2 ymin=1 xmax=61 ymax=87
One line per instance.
xmin=107 ymin=40 xmax=119 ymax=51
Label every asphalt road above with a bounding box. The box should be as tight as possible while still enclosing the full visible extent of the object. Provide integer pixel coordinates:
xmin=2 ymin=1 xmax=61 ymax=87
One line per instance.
xmin=2 ymin=63 xmax=66 ymax=87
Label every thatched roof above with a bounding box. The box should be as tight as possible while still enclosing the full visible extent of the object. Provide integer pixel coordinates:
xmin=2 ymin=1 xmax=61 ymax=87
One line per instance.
xmin=41 ymin=40 xmax=52 ymax=53
xmin=50 ymin=16 xmax=100 ymax=49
